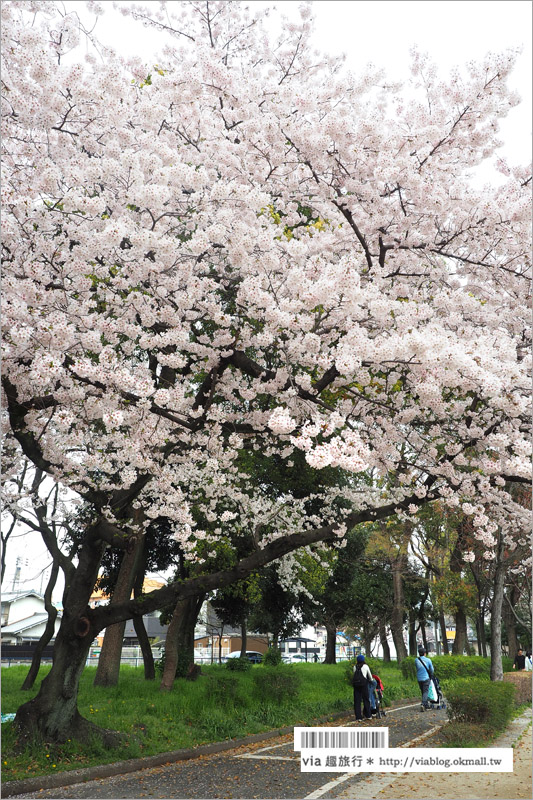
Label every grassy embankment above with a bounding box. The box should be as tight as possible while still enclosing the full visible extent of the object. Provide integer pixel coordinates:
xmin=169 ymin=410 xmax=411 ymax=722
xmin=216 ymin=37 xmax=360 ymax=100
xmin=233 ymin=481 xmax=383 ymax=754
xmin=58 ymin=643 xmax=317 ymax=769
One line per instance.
xmin=1 ymin=660 xmax=416 ymax=782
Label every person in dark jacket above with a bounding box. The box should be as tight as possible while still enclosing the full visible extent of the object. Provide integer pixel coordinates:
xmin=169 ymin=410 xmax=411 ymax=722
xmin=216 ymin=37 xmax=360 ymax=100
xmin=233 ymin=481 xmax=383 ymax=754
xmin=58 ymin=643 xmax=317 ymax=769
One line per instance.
xmin=513 ymin=649 xmax=526 ymax=670
xmin=352 ymin=654 xmax=372 ymax=721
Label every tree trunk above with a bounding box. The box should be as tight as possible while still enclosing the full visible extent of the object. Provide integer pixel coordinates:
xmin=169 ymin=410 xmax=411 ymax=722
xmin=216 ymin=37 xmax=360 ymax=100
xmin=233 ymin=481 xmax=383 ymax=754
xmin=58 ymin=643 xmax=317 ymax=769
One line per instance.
xmin=418 ymin=577 xmax=430 ymax=654
xmin=93 ymin=534 xmax=144 ymax=687
xmin=176 ymin=594 xmax=204 ymax=677
xmin=439 ymin=610 xmax=450 ymax=655
xmin=21 ymin=558 xmax=60 ymax=690
xmin=479 ymin=603 xmax=488 ymax=658
xmin=218 ymin=624 xmax=224 ymax=664
xmin=408 ymin=609 xmax=418 ymax=655
xmin=133 ymin=615 xmax=155 ymax=680
xmin=324 ymin=621 xmax=336 ymax=664
xmin=240 ymin=618 xmax=247 ymax=658
xmin=160 ymin=594 xmax=204 ymax=691
xmin=420 ymin=623 xmax=428 ymax=653
xmin=14 ymin=533 xmax=120 ymax=745
xmin=452 ymin=608 xmax=468 ymax=655
xmin=390 ymin=559 xmax=407 ymax=662
xmin=160 ymin=599 xmax=184 ymax=691
xmin=490 ymin=536 xmax=505 ymax=681
xmin=503 ymin=587 xmax=520 ymax=660
xmin=379 ymin=623 xmax=391 ymax=662
xmin=130 ymin=542 xmax=155 ymax=680
xmin=363 ymin=628 xmax=372 ymax=656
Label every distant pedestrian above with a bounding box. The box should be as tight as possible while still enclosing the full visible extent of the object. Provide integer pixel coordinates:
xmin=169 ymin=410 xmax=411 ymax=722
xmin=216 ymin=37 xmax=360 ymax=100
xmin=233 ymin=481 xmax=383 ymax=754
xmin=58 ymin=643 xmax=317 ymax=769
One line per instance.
xmin=415 ymin=646 xmax=434 ymax=711
xmin=513 ymin=649 xmax=526 ymax=670
xmin=525 ymin=651 xmax=532 ymax=671
xmin=352 ymin=654 xmax=372 ymax=722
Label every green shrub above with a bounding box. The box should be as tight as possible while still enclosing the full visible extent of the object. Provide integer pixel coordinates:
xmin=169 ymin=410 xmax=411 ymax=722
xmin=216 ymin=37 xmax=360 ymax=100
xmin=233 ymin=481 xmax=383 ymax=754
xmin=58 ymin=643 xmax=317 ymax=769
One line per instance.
xmin=440 ymin=721 xmax=494 ymax=747
xmin=252 ymin=666 xmax=301 ymax=705
xmin=262 ymin=647 xmax=283 ymax=667
xmin=446 ymin=677 xmax=515 ymax=734
xmin=502 ymin=656 xmax=513 ymax=673
xmin=401 ymin=655 xmax=490 ymax=681
xmin=226 ymin=656 xmax=251 ymax=671
xmin=206 ymin=673 xmax=247 ymax=708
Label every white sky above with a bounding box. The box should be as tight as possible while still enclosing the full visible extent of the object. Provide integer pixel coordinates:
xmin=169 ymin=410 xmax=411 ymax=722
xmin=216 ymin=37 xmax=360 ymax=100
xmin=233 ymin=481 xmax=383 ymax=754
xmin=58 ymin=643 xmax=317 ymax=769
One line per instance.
xmin=2 ymin=0 xmax=531 ymax=599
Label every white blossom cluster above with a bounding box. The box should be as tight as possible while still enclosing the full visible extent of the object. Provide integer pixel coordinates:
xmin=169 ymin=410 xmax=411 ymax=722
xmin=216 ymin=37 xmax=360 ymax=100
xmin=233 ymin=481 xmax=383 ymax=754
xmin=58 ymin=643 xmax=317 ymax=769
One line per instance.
xmin=0 ymin=0 xmax=530 ymax=577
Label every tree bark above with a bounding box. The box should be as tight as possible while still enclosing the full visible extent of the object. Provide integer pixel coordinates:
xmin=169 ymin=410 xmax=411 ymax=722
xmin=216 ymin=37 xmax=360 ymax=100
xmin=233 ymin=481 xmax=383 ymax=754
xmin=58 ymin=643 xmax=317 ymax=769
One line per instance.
xmin=490 ymin=535 xmax=505 ymax=681
xmin=439 ymin=610 xmax=450 ymax=654
xmin=324 ymin=621 xmax=336 ymax=664
xmin=133 ymin=615 xmax=155 ymax=680
xmin=408 ymin=609 xmax=418 ymax=656
xmin=379 ymin=623 xmax=391 ymax=662
xmin=363 ymin=628 xmax=373 ymax=656
xmin=452 ymin=608 xmax=468 ymax=655
xmin=14 ymin=532 xmax=121 ymax=744
xmin=390 ymin=558 xmax=408 ymax=662
xmin=160 ymin=594 xmax=204 ymax=691
xmin=503 ymin=587 xmax=520 ymax=660
xmin=93 ymin=533 xmax=144 ymax=687
xmin=21 ymin=558 xmax=60 ymax=690
xmin=240 ymin=618 xmax=247 ymax=658
xmin=131 ymin=550 xmax=155 ymax=680
xmin=479 ymin=600 xmax=489 ymax=657
xmin=218 ymin=623 xmax=224 ymax=664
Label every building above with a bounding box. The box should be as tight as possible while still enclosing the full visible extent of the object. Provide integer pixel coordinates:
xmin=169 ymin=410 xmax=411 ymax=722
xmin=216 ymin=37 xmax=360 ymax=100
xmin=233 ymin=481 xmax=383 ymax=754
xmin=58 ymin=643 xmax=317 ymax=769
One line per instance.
xmin=0 ymin=591 xmax=62 ymax=644
xmin=90 ymin=577 xmax=166 ymax=647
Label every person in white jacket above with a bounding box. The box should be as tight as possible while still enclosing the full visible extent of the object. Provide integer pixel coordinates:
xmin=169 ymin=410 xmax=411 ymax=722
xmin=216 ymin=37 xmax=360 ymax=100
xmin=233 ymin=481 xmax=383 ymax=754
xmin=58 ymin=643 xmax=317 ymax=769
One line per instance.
xmin=352 ymin=654 xmax=373 ymax=721
xmin=525 ymin=651 xmax=532 ymax=671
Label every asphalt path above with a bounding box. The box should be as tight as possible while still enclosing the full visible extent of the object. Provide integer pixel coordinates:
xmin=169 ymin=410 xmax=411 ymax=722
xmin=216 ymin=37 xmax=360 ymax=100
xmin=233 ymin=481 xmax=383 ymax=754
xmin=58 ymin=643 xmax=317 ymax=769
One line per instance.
xmin=16 ymin=703 xmax=448 ymax=799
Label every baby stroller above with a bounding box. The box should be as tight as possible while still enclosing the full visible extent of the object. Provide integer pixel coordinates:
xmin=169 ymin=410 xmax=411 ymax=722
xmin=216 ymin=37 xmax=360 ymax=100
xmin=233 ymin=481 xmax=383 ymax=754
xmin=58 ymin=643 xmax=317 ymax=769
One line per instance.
xmin=369 ymin=673 xmax=386 ymax=718
xmin=427 ymin=672 xmax=446 ymax=710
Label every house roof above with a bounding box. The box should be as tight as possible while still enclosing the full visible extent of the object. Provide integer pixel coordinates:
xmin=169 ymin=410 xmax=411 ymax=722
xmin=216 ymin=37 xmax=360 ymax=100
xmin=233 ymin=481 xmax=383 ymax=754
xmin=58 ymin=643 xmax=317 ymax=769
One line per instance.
xmin=1 ymin=591 xmax=44 ymax=604
xmin=1 ymin=611 xmax=61 ymax=635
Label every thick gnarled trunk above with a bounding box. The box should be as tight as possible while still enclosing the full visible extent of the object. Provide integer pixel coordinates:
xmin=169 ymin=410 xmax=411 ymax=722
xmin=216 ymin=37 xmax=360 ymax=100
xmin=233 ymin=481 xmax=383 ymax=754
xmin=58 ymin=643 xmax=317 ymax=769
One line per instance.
xmin=14 ymin=535 xmax=117 ymax=744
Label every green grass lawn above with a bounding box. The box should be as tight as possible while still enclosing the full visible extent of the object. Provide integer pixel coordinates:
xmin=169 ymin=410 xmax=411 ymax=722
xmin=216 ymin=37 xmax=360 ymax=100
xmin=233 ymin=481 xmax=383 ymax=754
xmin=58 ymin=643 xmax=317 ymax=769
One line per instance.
xmin=1 ymin=660 xmax=417 ymax=782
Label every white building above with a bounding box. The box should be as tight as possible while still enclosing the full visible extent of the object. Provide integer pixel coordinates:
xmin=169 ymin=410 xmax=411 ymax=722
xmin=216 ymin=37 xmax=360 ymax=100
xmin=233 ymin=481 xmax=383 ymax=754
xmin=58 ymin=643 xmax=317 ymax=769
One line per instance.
xmin=0 ymin=591 xmax=62 ymax=644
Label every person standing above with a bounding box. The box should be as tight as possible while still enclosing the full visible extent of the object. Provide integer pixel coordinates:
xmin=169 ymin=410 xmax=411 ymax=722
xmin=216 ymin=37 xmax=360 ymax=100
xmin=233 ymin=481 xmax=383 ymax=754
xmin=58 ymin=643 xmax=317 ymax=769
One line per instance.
xmin=524 ymin=651 xmax=532 ymax=671
xmin=513 ymin=648 xmax=526 ymax=670
xmin=352 ymin=654 xmax=372 ymax=722
xmin=415 ymin=647 xmax=434 ymax=711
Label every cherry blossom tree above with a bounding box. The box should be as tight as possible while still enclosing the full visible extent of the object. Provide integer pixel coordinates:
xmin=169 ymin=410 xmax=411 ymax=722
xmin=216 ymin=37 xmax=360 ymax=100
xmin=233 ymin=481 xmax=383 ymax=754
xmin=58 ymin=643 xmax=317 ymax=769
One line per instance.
xmin=1 ymin=0 xmax=531 ymax=743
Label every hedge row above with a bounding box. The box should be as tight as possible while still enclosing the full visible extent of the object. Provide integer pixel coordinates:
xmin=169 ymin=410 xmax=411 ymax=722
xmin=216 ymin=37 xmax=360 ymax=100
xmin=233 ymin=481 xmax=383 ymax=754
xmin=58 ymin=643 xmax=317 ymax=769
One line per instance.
xmin=400 ymin=655 xmax=513 ymax=681
xmin=445 ymin=677 xmax=515 ymax=734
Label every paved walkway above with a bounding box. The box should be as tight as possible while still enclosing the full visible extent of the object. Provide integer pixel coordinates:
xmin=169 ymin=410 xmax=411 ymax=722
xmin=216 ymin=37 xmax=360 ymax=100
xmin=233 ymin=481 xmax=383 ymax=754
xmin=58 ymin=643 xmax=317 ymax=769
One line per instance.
xmin=364 ymin=707 xmax=532 ymax=800
xmin=9 ymin=702 xmax=444 ymax=799
xmin=6 ymin=706 xmax=531 ymax=800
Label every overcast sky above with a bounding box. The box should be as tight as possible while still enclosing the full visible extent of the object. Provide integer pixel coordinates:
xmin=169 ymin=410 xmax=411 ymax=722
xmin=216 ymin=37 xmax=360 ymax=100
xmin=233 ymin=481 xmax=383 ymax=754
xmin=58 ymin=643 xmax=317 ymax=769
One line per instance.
xmin=3 ymin=0 xmax=531 ymax=598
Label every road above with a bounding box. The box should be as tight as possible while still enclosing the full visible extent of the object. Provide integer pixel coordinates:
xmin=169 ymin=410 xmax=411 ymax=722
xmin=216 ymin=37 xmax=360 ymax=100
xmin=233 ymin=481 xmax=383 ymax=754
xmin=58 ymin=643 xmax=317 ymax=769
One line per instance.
xmin=17 ymin=703 xmax=448 ymax=799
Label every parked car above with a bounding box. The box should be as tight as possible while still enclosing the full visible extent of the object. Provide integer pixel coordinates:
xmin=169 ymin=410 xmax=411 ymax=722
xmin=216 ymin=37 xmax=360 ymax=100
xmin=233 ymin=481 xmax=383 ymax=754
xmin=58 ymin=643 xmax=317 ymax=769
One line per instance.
xmin=281 ymin=653 xmax=308 ymax=663
xmin=225 ymin=650 xmax=263 ymax=664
